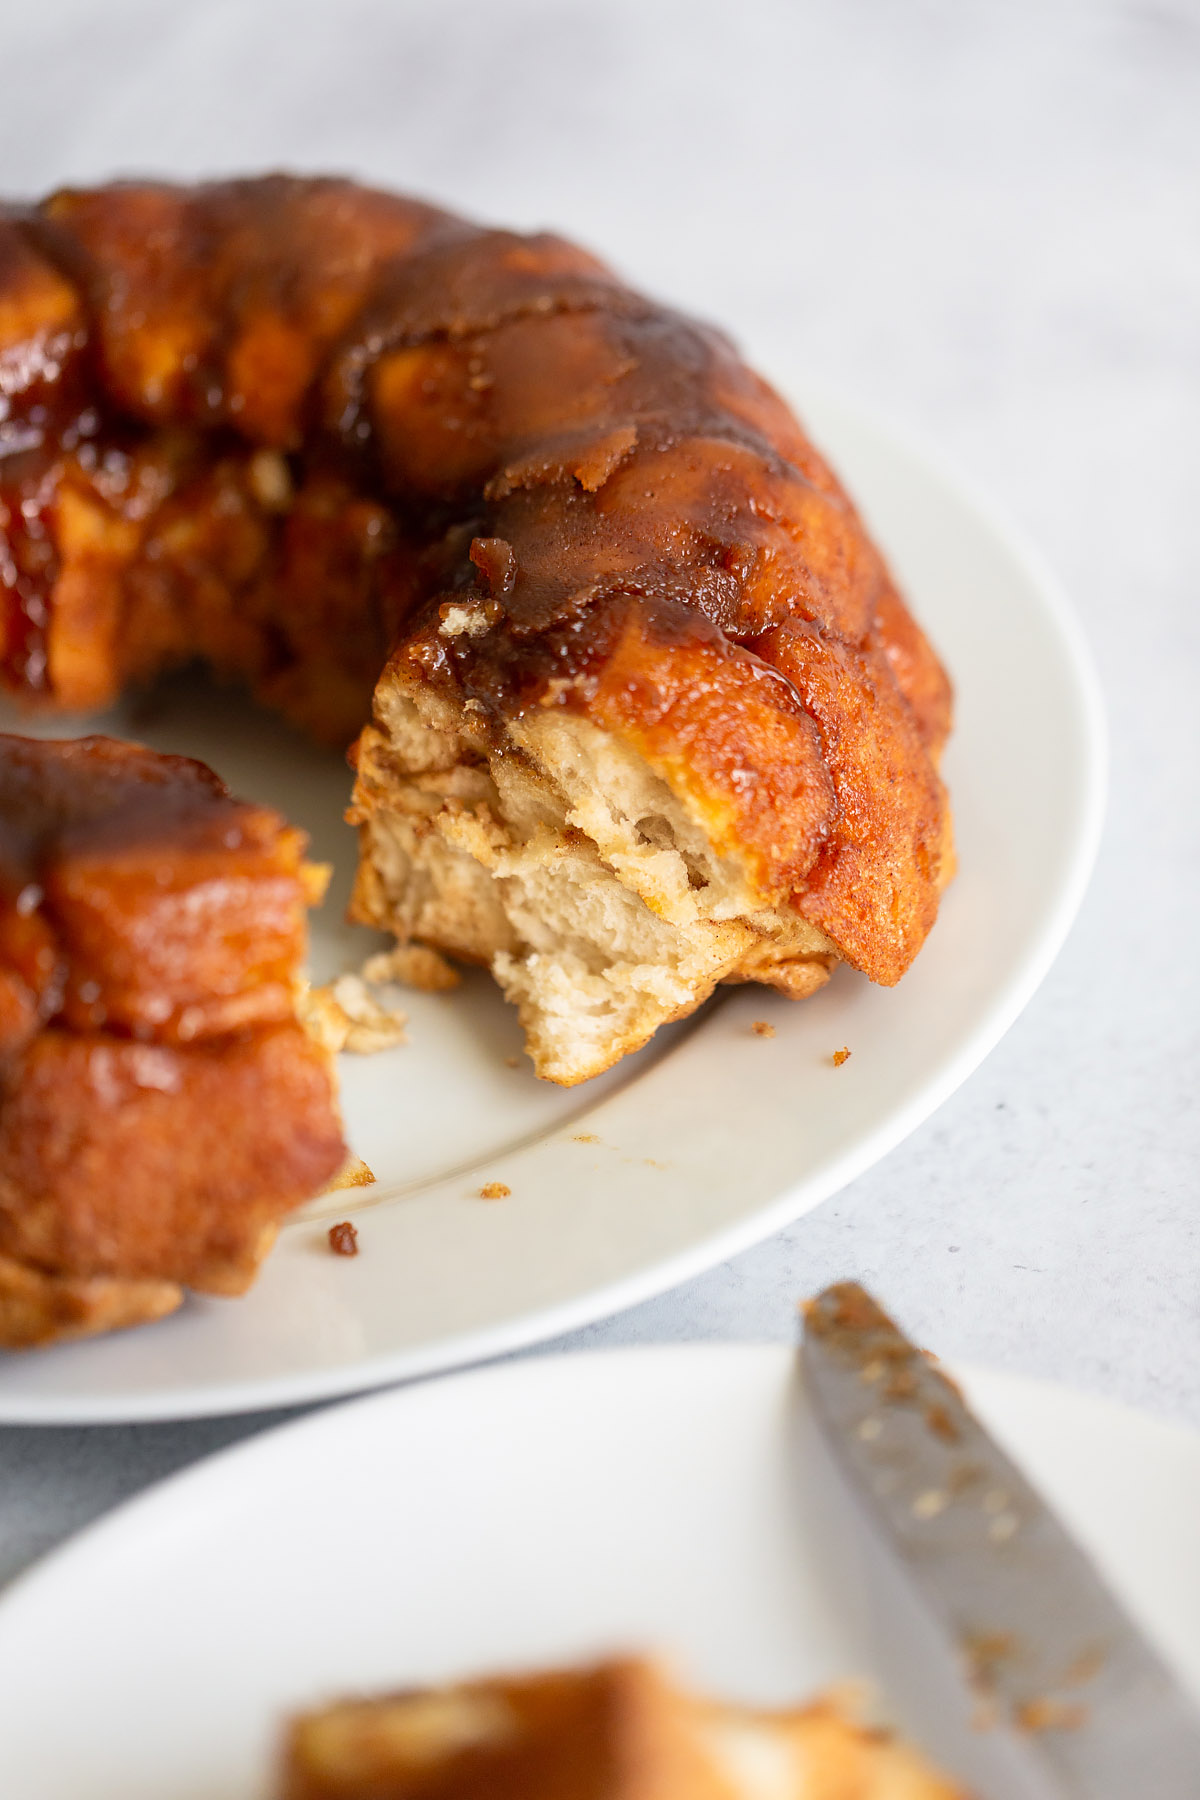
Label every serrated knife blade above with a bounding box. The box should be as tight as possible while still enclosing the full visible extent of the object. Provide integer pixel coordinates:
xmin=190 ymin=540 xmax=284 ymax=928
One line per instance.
xmin=801 ymin=1283 xmax=1200 ymax=1798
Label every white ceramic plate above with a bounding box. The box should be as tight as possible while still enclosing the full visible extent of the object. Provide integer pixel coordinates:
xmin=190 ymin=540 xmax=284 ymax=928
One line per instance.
xmin=0 ymin=1345 xmax=1194 ymax=1798
xmin=0 ymin=384 xmax=1105 ymax=1421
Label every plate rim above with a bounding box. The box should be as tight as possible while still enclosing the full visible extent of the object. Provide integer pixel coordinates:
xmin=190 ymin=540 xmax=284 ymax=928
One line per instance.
xmin=1 ymin=1342 xmax=1193 ymax=1656
xmin=0 ymin=388 xmax=1107 ymax=1425
xmin=6 ymin=1344 xmax=1195 ymax=1796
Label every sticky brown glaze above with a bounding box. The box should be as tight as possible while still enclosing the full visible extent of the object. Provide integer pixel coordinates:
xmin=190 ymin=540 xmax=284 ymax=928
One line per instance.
xmin=0 ymin=1024 xmax=342 ymax=1290
xmin=0 ymin=734 xmax=345 ymax=1328
xmin=0 ymin=176 xmax=951 ymax=987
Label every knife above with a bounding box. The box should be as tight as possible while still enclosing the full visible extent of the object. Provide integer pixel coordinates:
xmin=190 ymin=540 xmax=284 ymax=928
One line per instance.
xmin=801 ymin=1282 xmax=1200 ymax=1798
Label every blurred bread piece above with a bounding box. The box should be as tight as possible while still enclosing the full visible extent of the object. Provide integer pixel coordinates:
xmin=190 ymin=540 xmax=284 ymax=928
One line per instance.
xmin=280 ymin=1656 xmax=966 ymax=1799
xmin=0 ymin=733 xmax=347 ymax=1348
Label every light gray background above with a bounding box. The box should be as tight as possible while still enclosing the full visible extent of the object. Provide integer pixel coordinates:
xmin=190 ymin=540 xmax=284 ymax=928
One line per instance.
xmin=1 ymin=0 xmax=1197 ymax=1589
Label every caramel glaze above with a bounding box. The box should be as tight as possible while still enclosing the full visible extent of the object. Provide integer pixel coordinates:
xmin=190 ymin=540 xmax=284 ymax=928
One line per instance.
xmin=1 ymin=175 xmax=951 ymax=992
xmin=0 ymin=734 xmax=344 ymax=1300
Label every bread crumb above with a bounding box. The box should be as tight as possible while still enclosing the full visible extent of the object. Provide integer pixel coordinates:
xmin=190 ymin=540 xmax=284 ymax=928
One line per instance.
xmin=328 ymin=1221 xmax=359 ymax=1257
xmin=325 ymin=1156 xmax=376 ymax=1191
xmin=751 ymin=1020 xmax=775 ymax=1038
xmin=479 ymin=1182 xmax=511 ymax=1200
xmin=333 ymin=974 xmax=408 ymax=1052
xmin=832 ymin=1046 xmax=851 ymax=1067
xmin=362 ymin=943 xmax=460 ymax=993
xmin=301 ymin=975 xmax=408 ymax=1055
xmin=297 ymin=981 xmax=352 ymax=1055
xmin=573 ymin=1133 xmax=600 ymax=1144
xmin=438 ymin=601 xmax=491 ymax=639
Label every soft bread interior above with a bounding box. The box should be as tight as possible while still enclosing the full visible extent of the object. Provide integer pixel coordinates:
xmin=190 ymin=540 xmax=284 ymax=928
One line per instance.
xmin=349 ymin=679 xmax=837 ymax=1085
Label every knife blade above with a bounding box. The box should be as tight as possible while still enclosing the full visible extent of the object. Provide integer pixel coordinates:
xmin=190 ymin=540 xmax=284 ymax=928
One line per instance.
xmin=801 ymin=1282 xmax=1200 ymax=1799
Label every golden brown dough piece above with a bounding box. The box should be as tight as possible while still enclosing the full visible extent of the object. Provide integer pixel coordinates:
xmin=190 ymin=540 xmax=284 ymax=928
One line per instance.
xmin=0 ymin=177 xmax=952 ymax=1084
xmin=0 ymin=734 xmax=346 ymax=1348
xmin=279 ymin=1657 xmax=967 ymax=1800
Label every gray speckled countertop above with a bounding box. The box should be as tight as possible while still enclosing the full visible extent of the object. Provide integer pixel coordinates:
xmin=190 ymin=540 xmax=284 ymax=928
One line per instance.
xmin=2 ymin=0 xmax=1198 ymax=1591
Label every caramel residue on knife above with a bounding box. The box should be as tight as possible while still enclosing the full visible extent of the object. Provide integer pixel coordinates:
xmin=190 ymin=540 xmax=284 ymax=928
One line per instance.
xmin=803 ymin=1282 xmax=888 ymax=1337
xmin=804 ymin=1285 xmax=969 ymax=1435
xmin=883 ymin=1366 xmax=918 ymax=1400
xmin=963 ymin=1631 xmax=1017 ymax=1686
xmin=924 ymin=1401 xmax=961 ymax=1443
xmin=1062 ymin=1646 xmax=1107 ymax=1687
xmin=1014 ymin=1698 xmax=1090 ymax=1734
xmin=946 ymin=1460 xmax=983 ymax=1495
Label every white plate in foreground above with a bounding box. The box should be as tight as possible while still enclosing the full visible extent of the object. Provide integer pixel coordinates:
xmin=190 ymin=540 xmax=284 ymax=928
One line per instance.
xmin=0 ymin=1346 xmax=1195 ymax=1798
xmin=0 ymin=384 xmax=1105 ymax=1421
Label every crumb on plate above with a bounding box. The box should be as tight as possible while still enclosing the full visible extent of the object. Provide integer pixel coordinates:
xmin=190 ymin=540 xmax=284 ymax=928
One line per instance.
xmin=328 ymin=1221 xmax=359 ymax=1257
xmin=324 ymin=1155 xmax=376 ymax=1192
xmin=300 ymin=975 xmax=407 ymax=1055
xmin=361 ymin=943 xmax=460 ymax=993
xmin=751 ymin=1019 xmax=775 ymax=1038
xmin=832 ymin=1046 xmax=851 ymax=1067
xmin=479 ymin=1182 xmax=511 ymax=1201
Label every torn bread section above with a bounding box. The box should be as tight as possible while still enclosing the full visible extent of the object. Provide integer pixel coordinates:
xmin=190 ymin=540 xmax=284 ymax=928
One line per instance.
xmin=348 ymin=671 xmax=839 ymax=1088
